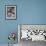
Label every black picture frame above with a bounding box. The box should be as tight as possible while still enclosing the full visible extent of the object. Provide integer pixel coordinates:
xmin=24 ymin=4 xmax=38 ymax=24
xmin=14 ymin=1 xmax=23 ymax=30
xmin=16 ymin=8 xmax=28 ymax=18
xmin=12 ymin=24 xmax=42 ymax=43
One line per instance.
xmin=5 ymin=5 xmax=17 ymax=20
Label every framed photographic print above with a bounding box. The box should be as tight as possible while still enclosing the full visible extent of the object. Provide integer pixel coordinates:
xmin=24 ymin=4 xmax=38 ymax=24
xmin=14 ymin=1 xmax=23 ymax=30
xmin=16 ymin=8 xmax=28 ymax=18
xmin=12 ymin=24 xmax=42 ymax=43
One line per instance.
xmin=5 ymin=5 xmax=16 ymax=20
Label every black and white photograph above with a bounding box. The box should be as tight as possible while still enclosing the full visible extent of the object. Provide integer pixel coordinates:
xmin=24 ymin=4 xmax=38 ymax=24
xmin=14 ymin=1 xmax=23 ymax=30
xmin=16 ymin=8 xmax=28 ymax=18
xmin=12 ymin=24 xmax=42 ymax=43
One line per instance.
xmin=18 ymin=25 xmax=46 ymax=46
xmin=5 ymin=5 xmax=16 ymax=20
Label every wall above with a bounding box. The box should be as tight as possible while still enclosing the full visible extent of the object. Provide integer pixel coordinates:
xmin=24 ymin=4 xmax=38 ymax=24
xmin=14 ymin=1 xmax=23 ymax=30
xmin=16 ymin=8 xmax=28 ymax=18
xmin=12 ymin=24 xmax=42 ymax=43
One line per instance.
xmin=0 ymin=0 xmax=46 ymax=44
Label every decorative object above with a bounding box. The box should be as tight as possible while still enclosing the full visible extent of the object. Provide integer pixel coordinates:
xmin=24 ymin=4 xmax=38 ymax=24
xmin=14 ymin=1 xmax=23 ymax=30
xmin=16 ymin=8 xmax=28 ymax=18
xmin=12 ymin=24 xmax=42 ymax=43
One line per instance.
xmin=8 ymin=32 xmax=16 ymax=46
xmin=5 ymin=5 xmax=16 ymax=20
